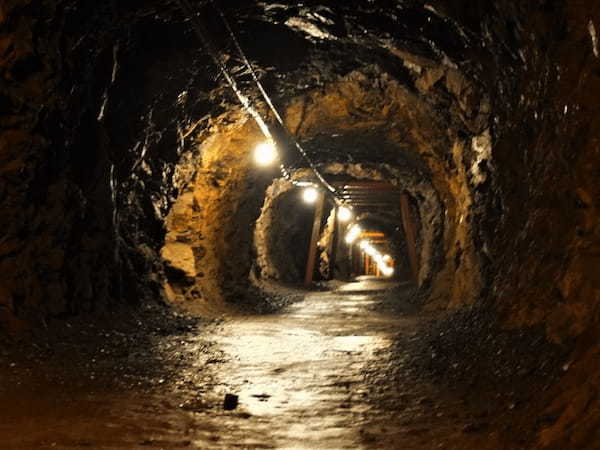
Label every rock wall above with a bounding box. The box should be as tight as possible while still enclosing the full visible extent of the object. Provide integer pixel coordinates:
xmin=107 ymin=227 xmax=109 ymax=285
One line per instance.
xmin=0 ymin=0 xmax=119 ymax=330
xmin=464 ymin=3 xmax=600 ymax=447
xmin=1 ymin=1 xmax=221 ymax=330
xmin=162 ymin=116 xmax=272 ymax=311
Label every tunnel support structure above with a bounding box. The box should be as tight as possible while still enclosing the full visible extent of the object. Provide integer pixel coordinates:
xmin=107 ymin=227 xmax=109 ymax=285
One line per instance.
xmin=400 ymin=193 xmax=419 ymax=284
xmin=329 ymin=207 xmax=340 ymax=280
xmin=304 ymin=193 xmax=325 ymax=286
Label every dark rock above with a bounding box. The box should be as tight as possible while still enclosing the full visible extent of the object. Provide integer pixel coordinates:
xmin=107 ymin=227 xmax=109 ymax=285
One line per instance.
xmin=223 ymin=393 xmax=239 ymax=410
xmin=462 ymin=422 xmax=490 ymax=433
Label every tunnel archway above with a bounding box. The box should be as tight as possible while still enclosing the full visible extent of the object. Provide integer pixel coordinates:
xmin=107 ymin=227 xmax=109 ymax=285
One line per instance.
xmin=158 ymin=66 xmax=479 ymax=310
xmin=254 ymin=179 xmax=317 ymax=284
xmin=341 ymin=214 xmax=413 ymax=281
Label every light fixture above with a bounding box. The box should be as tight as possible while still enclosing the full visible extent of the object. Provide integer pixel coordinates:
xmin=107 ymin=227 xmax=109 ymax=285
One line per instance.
xmin=302 ymin=187 xmax=319 ymax=204
xmin=381 ymin=266 xmax=394 ymax=277
xmin=253 ymin=141 xmax=278 ymax=166
xmin=337 ymin=206 xmax=353 ymax=222
xmin=345 ymin=225 xmax=362 ymax=244
xmin=357 ymin=239 xmax=395 ymax=277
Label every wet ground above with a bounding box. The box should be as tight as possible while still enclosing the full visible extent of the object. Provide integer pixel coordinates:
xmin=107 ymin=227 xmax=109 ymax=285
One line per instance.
xmin=0 ymin=278 xmax=561 ymax=449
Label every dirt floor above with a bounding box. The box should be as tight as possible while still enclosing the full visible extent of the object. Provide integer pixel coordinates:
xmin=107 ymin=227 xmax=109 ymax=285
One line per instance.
xmin=0 ymin=278 xmax=567 ymax=449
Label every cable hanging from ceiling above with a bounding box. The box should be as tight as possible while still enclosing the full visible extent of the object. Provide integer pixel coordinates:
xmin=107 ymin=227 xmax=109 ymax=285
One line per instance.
xmin=208 ymin=0 xmax=339 ymax=198
xmin=176 ymin=0 xmax=272 ymax=140
xmin=176 ymin=0 xmax=342 ymax=204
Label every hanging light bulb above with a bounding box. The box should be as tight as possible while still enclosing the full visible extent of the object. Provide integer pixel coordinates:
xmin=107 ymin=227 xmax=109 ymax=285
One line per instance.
xmin=337 ymin=206 xmax=353 ymax=222
xmin=381 ymin=265 xmax=395 ymax=277
xmin=345 ymin=224 xmax=362 ymax=244
xmin=302 ymin=187 xmax=319 ymax=204
xmin=253 ymin=141 xmax=278 ymax=166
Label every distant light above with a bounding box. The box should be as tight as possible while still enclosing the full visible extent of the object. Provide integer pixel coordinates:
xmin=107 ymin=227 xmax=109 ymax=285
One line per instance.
xmin=345 ymin=225 xmax=362 ymax=244
xmin=365 ymin=245 xmax=377 ymax=257
xmin=357 ymin=239 xmax=395 ymax=277
xmin=381 ymin=266 xmax=394 ymax=277
xmin=337 ymin=206 xmax=353 ymax=222
xmin=358 ymin=239 xmax=373 ymax=254
xmin=253 ymin=141 xmax=278 ymax=166
xmin=302 ymin=187 xmax=319 ymax=204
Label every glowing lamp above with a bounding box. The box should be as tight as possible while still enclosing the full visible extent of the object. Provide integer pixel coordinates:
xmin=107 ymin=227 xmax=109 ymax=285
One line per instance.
xmin=381 ymin=266 xmax=395 ymax=277
xmin=337 ymin=206 xmax=353 ymax=222
xmin=253 ymin=141 xmax=278 ymax=166
xmin=302 ymin=187 xmax=319 ymax=204
xmin=345 ymin=225 xmax=362 ymax=244
xmin=365 ymin=245 xmax=377 ymax=257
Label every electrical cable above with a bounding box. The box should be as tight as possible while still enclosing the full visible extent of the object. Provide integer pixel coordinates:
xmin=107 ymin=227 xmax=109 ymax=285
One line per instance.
xmin=209 ymin=0 xmax=340 ymax=200
xmin=176 ymin=0 xmax=273 ymax=140
xmin=177 ymin=0 xmax=342 ymax=204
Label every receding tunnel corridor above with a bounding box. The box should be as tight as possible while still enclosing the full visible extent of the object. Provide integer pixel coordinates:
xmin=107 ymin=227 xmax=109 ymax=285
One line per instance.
xmin=1 ymin=1 xmax=600 ymax=449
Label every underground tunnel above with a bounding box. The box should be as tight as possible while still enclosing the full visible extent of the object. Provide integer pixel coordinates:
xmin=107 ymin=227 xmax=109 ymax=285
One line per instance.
xmin=0 ymin=0 xmax=599 ymax=448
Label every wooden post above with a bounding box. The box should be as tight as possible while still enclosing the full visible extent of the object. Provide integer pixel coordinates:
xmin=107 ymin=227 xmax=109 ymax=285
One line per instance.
xmin=351 ymin=241 xmax=357 ymax=277
xmin=348 ymin=240 xmax=354 ymax=277
xmin=329 ymin=208 xmax=339 ymax=279
xmin=400 ymin=193 xmax=419 ymax=284
xmin=304 ymin=193 xmax=325 ymax=286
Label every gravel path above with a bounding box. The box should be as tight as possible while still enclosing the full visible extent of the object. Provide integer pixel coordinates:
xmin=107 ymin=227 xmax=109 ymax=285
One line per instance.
xmin=0 ymin=278 xmax=546 ymax=449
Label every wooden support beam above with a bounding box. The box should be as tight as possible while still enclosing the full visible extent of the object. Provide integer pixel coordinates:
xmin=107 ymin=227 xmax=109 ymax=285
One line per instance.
xmin=329 ymin=207 xmax=339 ymax=280
xmin=343 ymin=203 xmax=400 ymax=208
xmin=334 ymin=181 xmax=398 ymax=189
xmin=360 ymin=232 xmax=385 ymax=238
xmin=304 ymin=193 xmax=325 ymax=286
xmin=342 ymin=192 xmax=400 ymax=197
xmin=400 ymin=193 xmax=419 ymax=284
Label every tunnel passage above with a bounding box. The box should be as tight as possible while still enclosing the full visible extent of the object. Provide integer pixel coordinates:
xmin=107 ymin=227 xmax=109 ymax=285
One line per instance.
xmin=253 ymin=177 xmax=421 ymax=286
xmin=254 ymin=179 xmax=316 ymax=284
xmin=1 ymin=1 xmax=600 ymax=448
xmin=158 ymin=74 xmax=456 ymax=310
xmin=337 ymin=215 xmax=412 ymax=281
xmin=328 ymin=182 xmax=420 ymax=282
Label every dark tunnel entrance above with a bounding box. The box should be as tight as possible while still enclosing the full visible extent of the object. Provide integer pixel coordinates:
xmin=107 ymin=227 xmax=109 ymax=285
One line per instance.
xmin=253 ymin=179 xmax=420 ymax=286
xmin=254 ymin=181 xmax=317 ymax=285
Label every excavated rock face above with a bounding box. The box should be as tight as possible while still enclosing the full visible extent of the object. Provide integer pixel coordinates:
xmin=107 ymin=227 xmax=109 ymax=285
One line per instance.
xmin=1 ymin=1 xmax=599 ymax=447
